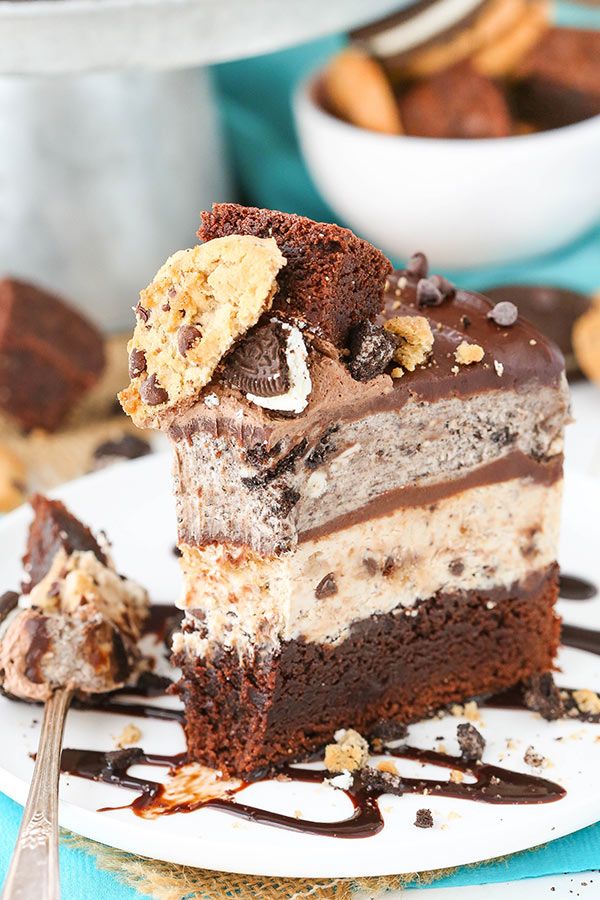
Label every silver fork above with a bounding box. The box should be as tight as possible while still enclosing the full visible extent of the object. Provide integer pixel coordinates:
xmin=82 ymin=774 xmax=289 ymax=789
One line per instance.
xmin=2 ymin=688 xmax=73 ymax=900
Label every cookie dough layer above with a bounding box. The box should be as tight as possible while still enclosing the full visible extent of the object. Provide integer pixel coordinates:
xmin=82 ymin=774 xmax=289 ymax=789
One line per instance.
xmin=174 ymin=474 xmax=561 ymax=657
xmin=174 ymin=565 xmax=560 ymax=777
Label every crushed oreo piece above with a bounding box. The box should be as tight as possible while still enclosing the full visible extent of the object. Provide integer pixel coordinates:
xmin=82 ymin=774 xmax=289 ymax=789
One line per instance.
xmin=457 ymin=722 xmax=485 ymax=762
xmin=177 ymin=325 xmax=202 ymax=357
xmin=416 ymin=278 xmax=444 ymax=308
xmin=523 ymin=672 xmax=564 ymax=721
xmin=354 ymin=766 xmax=404 ymax=797
xmin=242 ymin=440 xmax=308 ymax=490
xmin=369 ymin=718 xmax=408 ymax=744
xmin=224 ymin=322 xmax=289 ymax=397
xmin=487 ymin=301 xmax=518 ymax=327
xmin=140 ymin=374 xmax=168 ymax=406
xmin=278 ymin=487 xmax=300 ymax=518
xmin=305 ymin=426 xmax=339 ymax=469
xmin=347 ymin=321 xmax=398 ymax=382
xmin=128 ymin=348 xmax=147 ymax=378
xmin=406 ymin=252 xmax=429 ymax=279
xmin=315 ymin=573 xmax=338 ymax=599
xmin=93 ymin=434 xmax=152 ymax=464
xmin=414 ymin=808 xmax=434 ymax=829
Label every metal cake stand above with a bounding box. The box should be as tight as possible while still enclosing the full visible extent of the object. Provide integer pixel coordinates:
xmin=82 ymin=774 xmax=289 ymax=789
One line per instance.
xmin=0 ymin=0 xmax=400 ymax=329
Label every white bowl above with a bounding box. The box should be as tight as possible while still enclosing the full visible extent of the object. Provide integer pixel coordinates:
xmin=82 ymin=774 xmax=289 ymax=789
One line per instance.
xmin=294 ymin=72 xmax=600 ymax=269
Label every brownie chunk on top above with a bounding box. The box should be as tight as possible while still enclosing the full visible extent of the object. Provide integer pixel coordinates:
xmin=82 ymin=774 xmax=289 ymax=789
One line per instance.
xmin=198 ymin=204 xmax=392 ymax=346
xmin=23 ymin=494 xmax=108 ymax=592
xmin=0 ymin=279 xmax=105 ymax=432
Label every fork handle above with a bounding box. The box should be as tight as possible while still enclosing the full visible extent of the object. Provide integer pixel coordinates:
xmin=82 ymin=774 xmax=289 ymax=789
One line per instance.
xmin=2 ymin=688 xmax=73 ymax=900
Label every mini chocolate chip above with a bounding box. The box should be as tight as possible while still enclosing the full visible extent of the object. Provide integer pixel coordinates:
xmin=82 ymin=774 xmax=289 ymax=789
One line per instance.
xmin=172 ymin=544 xmax=182 ymax=557
xmin=140 ymin=374 xmax=168 ymax=406
xmin=406 ymin=252 xmax=429 ymax=279
xmin=488 ymin=301 xmax=518 ymax=327
xmin=429 ymin=274 xmax=456 ymax=300
xmin=457 ymin=723 xmax=485 ymax=762
xmin=414 ymin=808 xmax=433 ymax=829
xmin=135 ymin=302 xmax=149 ymax=323
xmin=461 ymin=315 xmax=472 ymax=329
xmin=177 ymin=324 xmax=202 ymax=357
xmin=449 ymin=559 xmax=464 ymax=576
xmin=363 ymin=557 xmax=378 ymax=576
xmin=162 ymin=302 xmax=171 ymax=312
xmin=168 ymin=287 xmax=178 ymax=298
xmin=348 ymin=321 xmax=398 ymax=382
xmin=382 ymin=556 xmax=396 ymax=577
xmin=416 ymin=278 xmax=444 ymax=307
xmin=0 ymin=590 xmax=19 ymax=625
xmin=315 ymin=573 xmax=337 ymax=599
xmin=224 ymin=322 xmax=289 ymax=397
xmin=128 ymin=348 xmax=147 ymax=378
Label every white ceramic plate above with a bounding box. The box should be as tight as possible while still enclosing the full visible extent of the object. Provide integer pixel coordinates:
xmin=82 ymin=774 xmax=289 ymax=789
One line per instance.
xmin=0 ymin=456 xmax=598 ymax=879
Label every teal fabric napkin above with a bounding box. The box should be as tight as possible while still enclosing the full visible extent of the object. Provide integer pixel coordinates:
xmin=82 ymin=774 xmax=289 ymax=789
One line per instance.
xmin=2 ymin=3 xmax=600 ymax=896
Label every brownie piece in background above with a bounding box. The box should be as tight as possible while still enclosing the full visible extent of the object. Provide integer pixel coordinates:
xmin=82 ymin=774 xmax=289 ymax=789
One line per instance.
xmin=198 ymin=203 xmax=392 ymax=346
xmin=0 ymin=278 xmax=105 ymax=432
xmin=513 ymin=28 xmax=600 ymax=129
xmin=399 ymin=64 xmax=512 ymax=138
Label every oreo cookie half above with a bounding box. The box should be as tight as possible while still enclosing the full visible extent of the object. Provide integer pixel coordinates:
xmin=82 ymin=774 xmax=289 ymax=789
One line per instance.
xmin=224 ymin=322 xmax=290 ymax=398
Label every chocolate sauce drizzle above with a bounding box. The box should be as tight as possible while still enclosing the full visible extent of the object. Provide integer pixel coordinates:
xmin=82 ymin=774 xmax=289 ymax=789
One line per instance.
xmin=60 ymin=742 xmax=565 ymax=839
xmin=561 ymin=623 xmax=600 ymax=657
xmin=559 ymin=574 xmax=597 ymax=602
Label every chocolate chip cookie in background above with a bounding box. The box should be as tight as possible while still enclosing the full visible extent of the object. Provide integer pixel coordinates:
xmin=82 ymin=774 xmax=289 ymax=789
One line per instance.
xmin=572 ymin=293 xmax=600 ymax=387
xmin=322 ymin=0 xmax=600 ymax=139
xmin=483 ymin=284 xmax=594 ymax=380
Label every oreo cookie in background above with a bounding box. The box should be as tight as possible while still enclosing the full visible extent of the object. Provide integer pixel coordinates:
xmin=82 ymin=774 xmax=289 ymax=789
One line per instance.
xmin=483 ymin=284 xmax=593 ymax=380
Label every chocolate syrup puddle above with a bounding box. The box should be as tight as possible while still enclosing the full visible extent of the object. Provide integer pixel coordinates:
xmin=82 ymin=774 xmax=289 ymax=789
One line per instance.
xmin=60 ymin=742 xmax=565 ymax=839
xmin=559 ymin=574 xmax=597 ymax=601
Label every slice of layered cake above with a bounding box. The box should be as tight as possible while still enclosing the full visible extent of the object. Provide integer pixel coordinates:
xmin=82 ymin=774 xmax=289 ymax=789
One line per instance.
xmin=120 ymin=204 xmax=568 ymax=778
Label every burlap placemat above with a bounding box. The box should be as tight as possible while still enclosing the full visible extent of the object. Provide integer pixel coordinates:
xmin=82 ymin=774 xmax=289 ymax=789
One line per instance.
xmin=63 ymin=831 xmax=460 ymax=899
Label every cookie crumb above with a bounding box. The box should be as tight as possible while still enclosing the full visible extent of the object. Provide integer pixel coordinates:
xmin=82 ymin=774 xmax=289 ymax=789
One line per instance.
xmin=385 ymin=316 xmax=434 ymax=371
xmin=115 ymin=723 xmax=142 ymax=749
xmin=449 ymin=769 xmax=464 ymax=783
xmin=572 ymin=689 xmax=600 ymax=715
xmin=376 ymin=759 xmax=399 ymax=776
xmin=414 ymin=808 xmax=434 ymax=828
xmin=454 ymin=341 xmax=484 ymax=365
xmin=524 ymin=745 xmax=545 ymax=768
xmin=325 ymin=728 xmax=370 ymax=773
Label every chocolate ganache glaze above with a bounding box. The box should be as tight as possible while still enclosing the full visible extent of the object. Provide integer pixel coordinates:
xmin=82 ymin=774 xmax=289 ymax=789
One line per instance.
xmin=168 ymin=265 xmax=564 ymax=456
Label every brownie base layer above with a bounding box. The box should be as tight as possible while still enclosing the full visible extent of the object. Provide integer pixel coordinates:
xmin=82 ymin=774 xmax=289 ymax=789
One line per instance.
xmin=174 ymin=565 xmax=560 ymax=778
